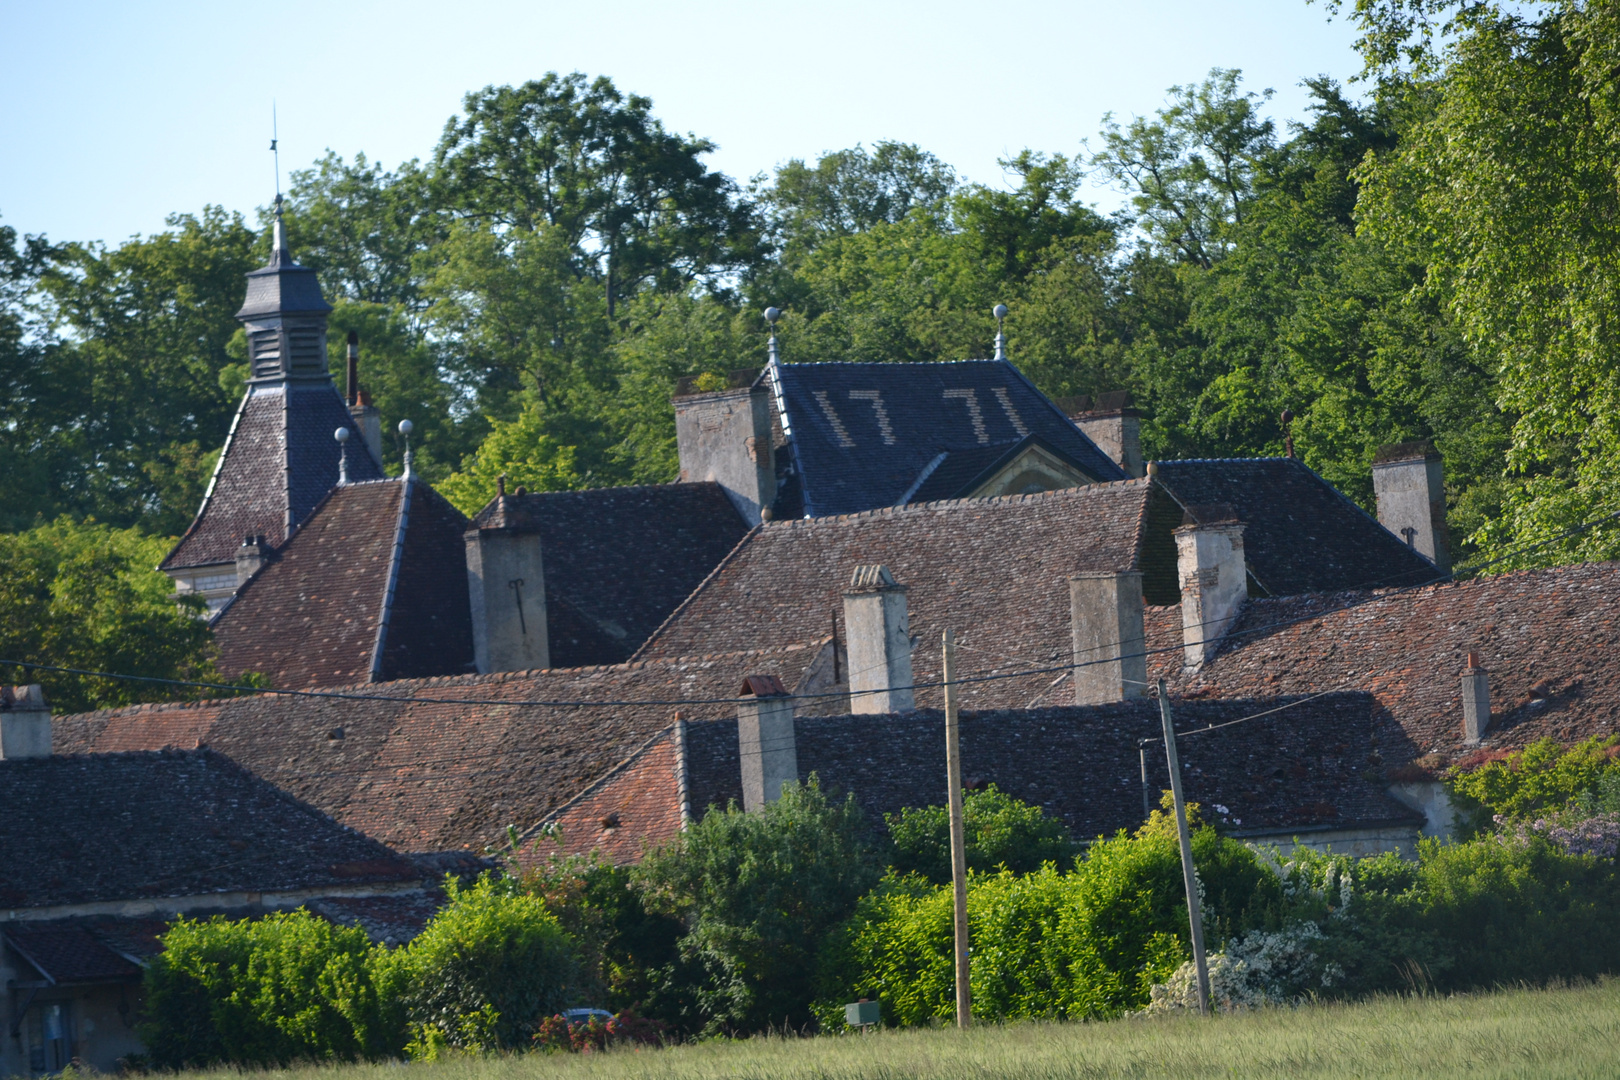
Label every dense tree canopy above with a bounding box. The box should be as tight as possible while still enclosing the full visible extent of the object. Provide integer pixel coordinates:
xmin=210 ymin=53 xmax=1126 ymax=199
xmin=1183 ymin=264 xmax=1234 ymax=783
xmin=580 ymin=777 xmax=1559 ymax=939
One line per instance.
xmin=6 ymin=16 xmax=1618 ymax=680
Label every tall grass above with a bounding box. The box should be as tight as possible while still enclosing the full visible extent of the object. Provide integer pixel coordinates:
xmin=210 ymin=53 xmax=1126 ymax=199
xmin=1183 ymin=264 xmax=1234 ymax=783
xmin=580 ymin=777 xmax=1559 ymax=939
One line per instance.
xmin=177 ymin=980 xmax=1620 ymax=1080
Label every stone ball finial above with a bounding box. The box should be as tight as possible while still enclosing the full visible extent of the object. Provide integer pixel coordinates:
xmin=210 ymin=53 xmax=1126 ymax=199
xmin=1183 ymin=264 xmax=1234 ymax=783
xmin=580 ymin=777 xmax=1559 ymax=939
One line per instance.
xmin=993 ymin=303 xmax=1009 ymax=320
xmin=334 ymin=427 xmax=350 ymax=443
xmin=764 ymin=306 xmax=781 ymax=325
xmin=398 ymin=419 xmax=413 ymax=436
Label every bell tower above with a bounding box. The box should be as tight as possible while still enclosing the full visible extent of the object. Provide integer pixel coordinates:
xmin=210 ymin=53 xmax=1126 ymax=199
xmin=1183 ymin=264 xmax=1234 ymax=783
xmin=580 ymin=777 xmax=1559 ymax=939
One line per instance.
xmin=236 ymin=196 xmax=334 ymax=383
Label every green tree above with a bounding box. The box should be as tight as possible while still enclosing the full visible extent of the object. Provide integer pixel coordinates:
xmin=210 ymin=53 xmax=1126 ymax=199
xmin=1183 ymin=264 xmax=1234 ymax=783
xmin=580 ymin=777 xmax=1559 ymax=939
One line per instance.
xmin=886 ymin=785 xmax=1076 ymax=885
xmin=634 ymin=778 xmax=881 ymax=1035
xmin=0 ymin=518 xmax=241 ymax=713
xmin=437 ymin=401 xmax=585 ymax=516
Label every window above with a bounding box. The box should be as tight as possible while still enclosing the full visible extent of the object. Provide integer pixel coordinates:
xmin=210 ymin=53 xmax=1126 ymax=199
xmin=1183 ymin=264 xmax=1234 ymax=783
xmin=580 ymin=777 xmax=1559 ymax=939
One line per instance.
xmin=27 ymin=1001 xmax=70 ymax=1073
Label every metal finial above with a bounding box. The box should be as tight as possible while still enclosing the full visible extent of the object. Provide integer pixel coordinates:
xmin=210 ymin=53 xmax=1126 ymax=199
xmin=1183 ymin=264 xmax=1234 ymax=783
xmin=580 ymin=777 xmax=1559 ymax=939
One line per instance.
xmin=398 ymin=419 xmax=414 ymax=478
xmin=765 ymin=307 xmax=782 ymax=368
xmin=993 ymin=303 xmax=1009 ymax=361
xmin=334 ymin=427 xmax=350 ymax=485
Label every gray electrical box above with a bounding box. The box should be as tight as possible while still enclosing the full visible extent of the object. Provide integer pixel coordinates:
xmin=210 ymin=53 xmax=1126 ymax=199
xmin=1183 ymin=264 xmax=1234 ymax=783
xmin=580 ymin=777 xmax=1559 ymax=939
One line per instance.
xmin=844 ymin=999 xmax=881 ymax=1027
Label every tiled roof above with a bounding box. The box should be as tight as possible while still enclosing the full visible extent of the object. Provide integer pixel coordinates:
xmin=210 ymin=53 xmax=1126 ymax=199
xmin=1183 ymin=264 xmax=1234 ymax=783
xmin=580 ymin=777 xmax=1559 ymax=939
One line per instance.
xmin=2 ymin=923 xmax=142 ymax=984
xmin=773 ymin=361 xmax=1125 ymax=517
xmin=635 ymin=481 xmax=1164 ymax=711
xmin=469 ymin=483 xmax=750 ymax=667
xmin=213 ymin=478 xmax=474 ymax=688
xmin=55 ymin=645 xmax=836 ymax=854
xmin=1153 ymin=458 xmax=1438 ymax=595
xmin=1169 ymin=562 xmax=1620 ymax=768
xmin=0 ymin=749 xmax=419 ymax=911
xmin=529 ymin=693 xmax=1417 ymax=865
xmin=163 ymin=384 xmax=383 ymax=571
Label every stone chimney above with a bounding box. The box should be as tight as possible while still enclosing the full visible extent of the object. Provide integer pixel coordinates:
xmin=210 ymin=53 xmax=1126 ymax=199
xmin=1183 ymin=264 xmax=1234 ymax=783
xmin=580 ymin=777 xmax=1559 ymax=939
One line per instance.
xmin=346 ymin=333 xmax=384 ymax=467
xmin=673 ymin=371 xmax=777 ymax=525
xmin=1061 ymin=391 xmax=1144 ymax=478
xmin=1373 ymin=441 xmax=1451 ymax=573
xmin=0 ymin=684 xmax=50 ymax=760
xmin=843 ymin=565 xmax=914 ymax=714
xmin=465 ymin=508 xmax=550 ymax=674
xmin=235 ymin=534 xmax=269 ymax=587
xmin=1070 ymin=571 xmax=1147 ymax=704
xmin=737 ymin=674 xmax=797 ymax=811
xmin=1461 ymin=651 xmax=1490 ymax=744
xmin=1175 ymin=504 xmax=1247 ymax=669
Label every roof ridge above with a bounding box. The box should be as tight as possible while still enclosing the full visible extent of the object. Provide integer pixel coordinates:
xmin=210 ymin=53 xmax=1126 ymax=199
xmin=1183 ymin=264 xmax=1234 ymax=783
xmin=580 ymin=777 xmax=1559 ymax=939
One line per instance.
xmin=369 ymin=476 xmax=415 ymax=683
xmin=522 ymin=725 xmax=676 ymax=843
xmin=767 ymin=476 xmax=1153 ymax=528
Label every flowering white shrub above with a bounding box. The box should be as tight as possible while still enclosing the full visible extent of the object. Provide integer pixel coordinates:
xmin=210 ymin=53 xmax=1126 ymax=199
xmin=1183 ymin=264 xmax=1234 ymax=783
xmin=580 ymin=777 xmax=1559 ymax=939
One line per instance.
xmin=1143 ymin=922 xmax=1342 ymax=1013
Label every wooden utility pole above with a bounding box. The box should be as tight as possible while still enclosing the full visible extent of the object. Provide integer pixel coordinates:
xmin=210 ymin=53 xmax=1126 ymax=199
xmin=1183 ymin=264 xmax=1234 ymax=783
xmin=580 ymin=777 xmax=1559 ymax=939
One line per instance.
xmin=943 ymin=629 xmax=972 ymax=1028
xmin=1156 ymin=679 xmax=1210 ymax=1015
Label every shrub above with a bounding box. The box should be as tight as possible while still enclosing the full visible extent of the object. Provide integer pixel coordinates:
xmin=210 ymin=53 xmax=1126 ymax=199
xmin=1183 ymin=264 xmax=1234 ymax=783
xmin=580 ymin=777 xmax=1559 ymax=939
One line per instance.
xmin=887 ymin=784 xmax=1076 ymax=884
xmin=816 ymin=809 xmax=1278 ymax=1026
xmin=1448 ymin=736 xmax=1620 ymax=835
xmin=399 ymin=873 xmax=579 ymax=1050
xmin=634 ymin=778 xmax=881 ymax=1036
xmin=140 ymin=910 xmax=403 ymax=1068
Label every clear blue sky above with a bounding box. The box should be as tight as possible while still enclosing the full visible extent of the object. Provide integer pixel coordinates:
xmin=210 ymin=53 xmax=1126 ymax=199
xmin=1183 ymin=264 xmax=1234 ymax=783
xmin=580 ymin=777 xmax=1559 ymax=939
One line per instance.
xmin=1 ymin=0 xmax=1364 ymax=246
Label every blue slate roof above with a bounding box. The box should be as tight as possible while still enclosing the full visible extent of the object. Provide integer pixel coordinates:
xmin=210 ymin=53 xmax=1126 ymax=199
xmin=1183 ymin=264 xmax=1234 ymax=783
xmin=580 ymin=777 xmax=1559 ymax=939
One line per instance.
xmin=772 ymin=360 xmax=1125 ymax=518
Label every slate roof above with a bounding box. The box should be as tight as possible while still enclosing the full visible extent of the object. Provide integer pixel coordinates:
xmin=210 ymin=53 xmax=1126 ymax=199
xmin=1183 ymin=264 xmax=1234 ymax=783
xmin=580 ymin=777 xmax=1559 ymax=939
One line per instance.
xmin=55 ymin=644 xmax=839 ymax=853
xmin=162 ymin=384 xmax=384 ymax=571
xmin=529 ymin=693 xmax=1419 ymax=865
xmin=0 ymin=749 xmax=418 ymax=912
xmin=213 ymin=478 xmax=475 ymax=688
xmin=1153 ymin=458 xmax=1439 ymax=595
xmin=1168 ymin=561 xmax=1620 ymax=769
xmin=635 ymin=480 xmax=1165 ymax=710
xmin=902 ymin=435 xmax=1084 ymax=505
xmin=2 ymin=922 xmax=144 ymax=984
xmin=772 ymin=361 xmax=1125 ymax=517
xmin=469 ymin=483 xmax=750 ymax=667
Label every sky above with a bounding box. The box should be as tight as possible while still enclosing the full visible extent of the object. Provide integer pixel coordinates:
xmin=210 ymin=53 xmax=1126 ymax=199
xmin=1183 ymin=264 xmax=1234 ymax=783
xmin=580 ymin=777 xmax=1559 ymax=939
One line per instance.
xmin=0 ymin=0 xmax=1366 ymax=246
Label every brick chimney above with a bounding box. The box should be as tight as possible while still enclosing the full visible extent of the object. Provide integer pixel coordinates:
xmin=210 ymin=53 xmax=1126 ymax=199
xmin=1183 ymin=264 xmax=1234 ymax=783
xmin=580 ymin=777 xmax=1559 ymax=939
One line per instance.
xmin=1373 ymin=441 xmax=1451 ymax=573
xmin=842 ymin=565 xmax=914 ymax=714
xmin=1070 ymin=571 xmax=1147 ymax=704
xmin=464 ymin=507 xmax=550 ymax=674
xmin=235 ymin=534 xmax=270 ymax=587
xmin=1461 ymin=652 xmax=1490 ymax=744
xmin=346 ymin=332 xmax=384 ymax=467
xmin=1061 ymin=391 xmax=1144 ymax=478
xmin=1175 ymin=504 xmax=1247 ymax=669
xmin=737 ymin=674 xmax=797 ymax=811
xmin=0 ymin=685 xmax=50 ymax=760
xmin=673 ymin=370 xmax=777 ymax=525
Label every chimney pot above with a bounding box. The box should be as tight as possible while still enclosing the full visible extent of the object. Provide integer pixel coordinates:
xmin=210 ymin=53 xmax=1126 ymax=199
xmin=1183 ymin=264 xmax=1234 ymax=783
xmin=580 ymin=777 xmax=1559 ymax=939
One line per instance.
xmin=0 ymin=684 xmax=51 ymax=759
xmin=235 ymin=536 xmax=270 ymax=587
xmin=843 ymin=565 xmax=914 ymax=714
xmin=1070 ymin=392 xmax=1144 ymax=478
xmin=737 ymin=674 xmax=797 ymax=811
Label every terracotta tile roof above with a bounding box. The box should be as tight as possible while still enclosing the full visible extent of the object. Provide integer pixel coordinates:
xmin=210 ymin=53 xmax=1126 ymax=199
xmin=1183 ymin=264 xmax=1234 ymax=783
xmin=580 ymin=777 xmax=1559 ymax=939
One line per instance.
xmin=54 ymin=645 xmax=834 ymax=854
xmin=526 ymin=693 xmax=1417 ymax=864
xmin=213 ymin=478 xmax=474 ymax=688
xmin=469 ymin=483 xmax=750 ymax=667
xmin=0 ymin=749 xmax=419 ymax=911
xmin=635 ymin=481 xmax=1165 ymax=711
xmin=1168 ymin=562 xmax=1620 ymax=768
xmin=163 ymin=384 xmax=384 ymax=571
xmin=773 ymin=361 xmax=1126 ymax=517
xmin=1153 ymin=458 xmax=1438 ymax=595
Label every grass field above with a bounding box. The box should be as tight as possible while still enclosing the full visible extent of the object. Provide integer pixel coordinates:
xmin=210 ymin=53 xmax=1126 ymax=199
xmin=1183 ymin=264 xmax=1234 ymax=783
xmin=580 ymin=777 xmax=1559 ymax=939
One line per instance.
xmin=187 ymin=981 xmax=1620 ymax=1080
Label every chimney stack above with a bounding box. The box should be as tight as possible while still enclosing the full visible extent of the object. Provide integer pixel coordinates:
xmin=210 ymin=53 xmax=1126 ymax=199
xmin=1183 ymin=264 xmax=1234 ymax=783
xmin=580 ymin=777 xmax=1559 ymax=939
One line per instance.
xmin=1373 ymin=441 xmax=1451 ymax=573
xmin=1461 ymin=652 xmax=1490 ymax=744
xmin=465 ymin=514 xmax=550 ymax=674
xmin=737 ymin=675 xmax=797 ymax=811
xmin=346 ymin=333 xmax=384 ymax=467
xmin=1062 ymin=392 xmax=1144 ymax=478
xmin=1175 ymin=505 xmax=1247 ymax=669
xmin=673 ymin=371 xmax=777 ymax=525
xmin=1070 ymin=571 xmax=1147 ymax=704
xmin=235 ymin=534 xmax=269 ymax=587
xmin=0 ymin=685 xmax=50 ymax=760
xmin=842 ymin=564 xmax=914 ymax=714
